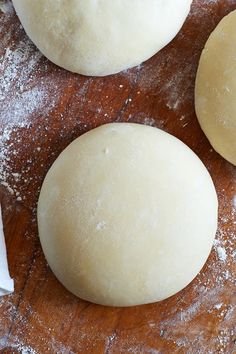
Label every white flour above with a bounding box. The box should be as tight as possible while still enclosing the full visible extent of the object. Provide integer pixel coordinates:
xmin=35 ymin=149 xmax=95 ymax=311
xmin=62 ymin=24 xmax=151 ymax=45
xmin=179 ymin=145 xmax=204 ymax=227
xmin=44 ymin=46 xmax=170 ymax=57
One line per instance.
xmin=11 ymin=339 xmax=37 ymax=354
xmin=0 ymin=3 xmax=62 ymax=202
xmin=0 ymin=0 xmax=13 ymax=14
xmin=215 ymin=244 xmax=227 ymax=262
xmin=233 ymin=195 xmax=236 ymax=209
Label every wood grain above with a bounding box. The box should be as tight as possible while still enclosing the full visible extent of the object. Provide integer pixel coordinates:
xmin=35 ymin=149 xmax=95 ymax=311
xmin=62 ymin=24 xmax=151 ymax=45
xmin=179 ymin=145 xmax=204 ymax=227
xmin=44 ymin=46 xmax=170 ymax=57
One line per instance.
xmin=0 ymin=1 xmax=235 ymax=353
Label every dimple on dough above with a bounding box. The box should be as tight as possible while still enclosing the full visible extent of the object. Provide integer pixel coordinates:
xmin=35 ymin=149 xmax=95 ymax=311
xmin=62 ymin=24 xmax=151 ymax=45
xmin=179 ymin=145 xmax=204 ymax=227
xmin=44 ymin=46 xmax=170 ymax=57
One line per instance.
xmin=195 ymin=10 xmax=236 ymax=166
xmin=12 ymin=0 xmax=192 ymax=76
xmin=37 ymin=123 xmax=218 ymax=307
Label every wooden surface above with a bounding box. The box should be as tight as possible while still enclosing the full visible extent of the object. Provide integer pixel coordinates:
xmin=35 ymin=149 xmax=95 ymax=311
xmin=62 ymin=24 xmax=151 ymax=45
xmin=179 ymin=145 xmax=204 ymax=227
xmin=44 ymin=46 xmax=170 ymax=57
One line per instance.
xmin=0 ymin=1 xmax=236 ymax=353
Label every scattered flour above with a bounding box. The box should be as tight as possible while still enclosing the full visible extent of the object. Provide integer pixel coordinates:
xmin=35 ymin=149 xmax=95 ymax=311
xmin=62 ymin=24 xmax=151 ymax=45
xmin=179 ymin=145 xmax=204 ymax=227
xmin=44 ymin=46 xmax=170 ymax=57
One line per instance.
xmin=215 ymin=244 xmax=227 ymax=263
xmin=0 ymin=0 xmax=13 ymax=14
xmin=96 ymin=221 xmax=107 ymax=230
xmin=0 ymin=6 xmax=62 ymax=202
xmin=214 ymin=303 xmax=223 ymax=310
xmin=10 ymin=338 xmax=37 ymax=354
xmin=233 ymin=195 xmax=236 ymax=209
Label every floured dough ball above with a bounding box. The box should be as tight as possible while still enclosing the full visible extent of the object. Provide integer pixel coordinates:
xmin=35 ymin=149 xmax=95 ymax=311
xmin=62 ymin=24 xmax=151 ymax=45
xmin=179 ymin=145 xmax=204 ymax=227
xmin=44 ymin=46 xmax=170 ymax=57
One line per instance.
xmin=37 ymin=123 xmax=218 ymax=307
xmin=195 ymin=10 xmax=236 ymax=166
xmin=12 ymin=0 xmax=192 ymax=76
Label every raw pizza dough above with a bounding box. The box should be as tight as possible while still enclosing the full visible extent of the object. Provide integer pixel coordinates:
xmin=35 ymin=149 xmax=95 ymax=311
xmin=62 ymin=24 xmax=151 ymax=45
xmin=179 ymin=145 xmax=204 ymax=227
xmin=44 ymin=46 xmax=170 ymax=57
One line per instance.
xmin=12 ymin=0 xmax=192 ymax=76
xmin=195 ymin=10 xmax=236 ymax=166
xmin=37 ymin=123 xmax=218 ymax=307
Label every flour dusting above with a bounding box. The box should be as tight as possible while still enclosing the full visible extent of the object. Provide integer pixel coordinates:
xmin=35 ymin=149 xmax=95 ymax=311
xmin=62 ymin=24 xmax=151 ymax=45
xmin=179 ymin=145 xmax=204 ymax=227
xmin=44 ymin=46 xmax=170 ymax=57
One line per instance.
xmin=215 ymin=243 xmax=227 ymax=263
xmin=0 ymin=7 xmax=62 ymax=202
xmin=11 ymin=338 xmax=37 ymax=354
xmin=233 ymin=195 xmax=236 ymax=209
xmin=0 ymin=0 xmax=13 ymax=14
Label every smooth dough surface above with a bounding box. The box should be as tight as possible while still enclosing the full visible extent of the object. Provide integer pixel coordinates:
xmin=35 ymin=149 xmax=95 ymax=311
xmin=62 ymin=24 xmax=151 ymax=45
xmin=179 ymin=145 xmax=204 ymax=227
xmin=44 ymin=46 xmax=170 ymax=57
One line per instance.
xmin=12 ymin=0 xmax=192 ymax=76
xmin=37 ymin=123 xmax=218 ymax=307
xmin=195 ymin=10 xmax=236 ymax=166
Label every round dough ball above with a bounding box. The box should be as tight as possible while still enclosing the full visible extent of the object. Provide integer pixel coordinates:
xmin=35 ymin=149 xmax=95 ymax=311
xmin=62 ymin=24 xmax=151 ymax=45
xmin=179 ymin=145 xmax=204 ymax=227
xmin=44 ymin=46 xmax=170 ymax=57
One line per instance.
xmin=37 ymin=123 xmax=218 ymax=307
xmin=12 ymin=0 xmax=192 ymax=76
xmin=195 ymin=10 xmax=236 ymax=166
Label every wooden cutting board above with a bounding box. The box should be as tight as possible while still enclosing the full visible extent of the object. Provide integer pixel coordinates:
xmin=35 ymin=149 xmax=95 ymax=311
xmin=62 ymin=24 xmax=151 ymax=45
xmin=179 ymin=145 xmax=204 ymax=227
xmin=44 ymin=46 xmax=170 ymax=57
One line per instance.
xmin=0 ymin=1 xmax=235 ymax=353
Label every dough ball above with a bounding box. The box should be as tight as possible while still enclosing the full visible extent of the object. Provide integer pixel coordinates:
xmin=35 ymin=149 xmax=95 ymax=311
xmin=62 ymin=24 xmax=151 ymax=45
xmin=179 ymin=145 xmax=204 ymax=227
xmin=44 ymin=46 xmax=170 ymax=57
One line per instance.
xmin=195 ymin=10 xmax=236 ymax=166
xmin=37 ymin=123 xmax=218 ymax=307
xmin=12 ymin=0 xmax=192 ymax=76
